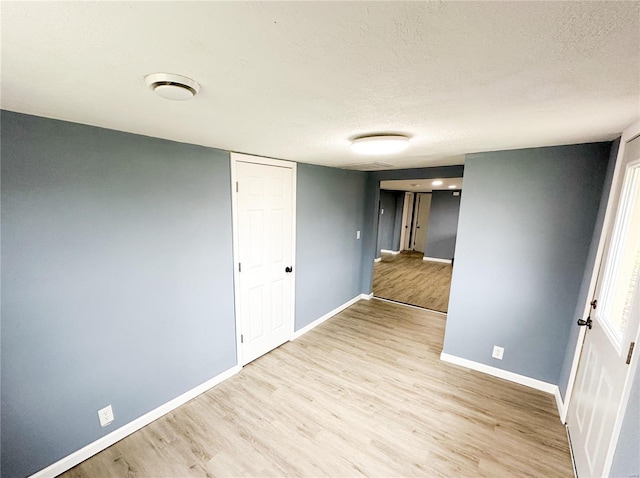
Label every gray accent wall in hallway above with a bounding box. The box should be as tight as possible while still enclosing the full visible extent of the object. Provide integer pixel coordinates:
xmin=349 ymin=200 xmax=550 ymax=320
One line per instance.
xmin=423 ymin=190 xmax=461 ymax=260
xmin=295 ymin=164 xmax=367 ymax=330
xmin=1 ymin=112 xmax=237 ymax=477
xmin=443 ymin=143 xmax=611 ymax=384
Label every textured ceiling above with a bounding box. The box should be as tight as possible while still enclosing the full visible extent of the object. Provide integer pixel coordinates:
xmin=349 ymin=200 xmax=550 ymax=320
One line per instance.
xmin=1 ymin=2 xmax=638 ymax=170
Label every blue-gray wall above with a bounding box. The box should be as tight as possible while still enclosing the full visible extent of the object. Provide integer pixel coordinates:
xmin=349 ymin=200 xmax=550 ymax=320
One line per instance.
xmin=443 ymin=143 xmax=611 ymax=384
xmin=376 ymin=190 xmax=402 ymax=254
xmin=362 ymin=166 xmax=465 ymax=293
xmin=557 ymin=138 xmax=619 ymax=399
xmin=295 ymin=164 xmax=367 ymax=330
xmin=610 ymin=366 xmax=640 ymax=478
xmin=1 ymin=111 xmax=237 ymax=477
xmin=423 ymin=190 xmax=461 ymax=260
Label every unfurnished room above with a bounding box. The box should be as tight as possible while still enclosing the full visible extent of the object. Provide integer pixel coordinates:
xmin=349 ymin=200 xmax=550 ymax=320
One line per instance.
xmin=1 ymin=2 xmax=639 ymax=478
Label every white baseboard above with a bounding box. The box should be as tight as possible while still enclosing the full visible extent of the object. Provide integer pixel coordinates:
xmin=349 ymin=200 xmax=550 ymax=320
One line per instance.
xmin=440 ymin=352 xmax=559 ymax=396
xmin=31 ymin=365 xmax=242 ymax=478
xmin=292 ymin=294 xmax=367 ymax=340
xmin=423 ymin=256 xmax=452 ymax=264
xmin=374 ymin=257 xmax=381 ymax=262
xmin=380 ymin=249 xmax=400 ymax=255
xmin=362 ymin=292 xmax=373 ymax=300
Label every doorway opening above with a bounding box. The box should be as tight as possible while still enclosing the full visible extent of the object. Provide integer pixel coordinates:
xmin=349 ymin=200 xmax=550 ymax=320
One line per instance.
xmin=373 ymin=178 xmax=463 ymax=313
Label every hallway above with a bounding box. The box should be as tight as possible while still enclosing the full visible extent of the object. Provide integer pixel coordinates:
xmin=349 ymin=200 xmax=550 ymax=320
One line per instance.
xmin=373 ymin=251 xmax=453 ymax=312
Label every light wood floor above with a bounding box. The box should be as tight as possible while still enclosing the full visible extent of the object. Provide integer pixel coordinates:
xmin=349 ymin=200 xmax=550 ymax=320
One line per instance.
xmin=373 ymin=251 xmax=453 ymax=312
xmin=61 ymin=299 xmax=572 ymax=477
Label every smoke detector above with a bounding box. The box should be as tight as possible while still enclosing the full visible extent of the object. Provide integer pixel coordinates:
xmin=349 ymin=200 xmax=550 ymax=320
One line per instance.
xmin=144 ymin=73 xmax=200 ymax=101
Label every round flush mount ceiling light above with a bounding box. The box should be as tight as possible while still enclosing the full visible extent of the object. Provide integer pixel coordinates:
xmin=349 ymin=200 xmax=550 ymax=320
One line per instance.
xmin=145 ymin=73 xmax=200 ymax=101
xmin=351 ymin=135 xmax=409 ymax=155
xmin=448 ymin=184 xmax=457 ymax=189
xmin=432 ymin=180 xmax=444 ymax=186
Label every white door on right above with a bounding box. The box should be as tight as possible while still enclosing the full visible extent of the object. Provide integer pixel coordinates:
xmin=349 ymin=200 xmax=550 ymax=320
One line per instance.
xmin=567 ymin=135 xmax=640 ymax=477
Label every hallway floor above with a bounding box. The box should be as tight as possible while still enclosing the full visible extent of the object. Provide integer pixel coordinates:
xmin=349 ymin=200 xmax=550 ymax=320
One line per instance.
xmin=373 ymin=251 xmax=453 ymax=312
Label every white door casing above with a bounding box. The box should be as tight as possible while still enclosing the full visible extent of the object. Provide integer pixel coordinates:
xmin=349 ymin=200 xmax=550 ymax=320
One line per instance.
xmin=412 ymin=193 xmax=431 ymax=253
xmin=231 ymin=153 xmax=296 ymax=366
xmin=567 ymin=129 xmax=640 ymax=478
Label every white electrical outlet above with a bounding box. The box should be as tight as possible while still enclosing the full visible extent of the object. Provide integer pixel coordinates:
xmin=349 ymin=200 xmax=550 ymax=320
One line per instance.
xmin=98 ymin=405 xmax=114 ymax=427
xmin=356 ymin=230 xmax=361 ymax=239
xmin=492 ymin=346 xmax=504 ymax=360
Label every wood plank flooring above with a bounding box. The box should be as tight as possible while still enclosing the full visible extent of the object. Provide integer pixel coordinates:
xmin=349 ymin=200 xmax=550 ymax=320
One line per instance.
xmin=61 ymin=299 xmax=572 ymax=477
xmin=373 ymin=251 xmax=452 ymax=312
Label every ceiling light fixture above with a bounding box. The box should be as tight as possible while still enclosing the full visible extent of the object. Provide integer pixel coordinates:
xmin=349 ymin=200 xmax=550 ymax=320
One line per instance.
xmin=448 ymin=185 xmax=457 ymax=189
xmin=432 ymin=180 xmax=443 ymax=186
xmin=351 ymin=135 xmax=409 ymax=155
xmin=145 ymin=73 xmax=200 ymax=101
xmin=410 ymin=183 xmax=421 ymax=187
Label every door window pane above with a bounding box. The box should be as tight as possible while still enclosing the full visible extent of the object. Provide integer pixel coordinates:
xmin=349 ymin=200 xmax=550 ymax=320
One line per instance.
xmin=598 ymin=161 xmax=640 ymax=346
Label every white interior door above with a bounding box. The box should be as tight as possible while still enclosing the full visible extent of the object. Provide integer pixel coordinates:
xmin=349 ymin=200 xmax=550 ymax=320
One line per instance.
xmin=233 ymin=155 xmax=295 ymax=365
xmin=400 ymin=192 xmax=414 ymax=251
xmin=412 ymin=193 xmax=431 ymax=253
xmin=567 ymin=134 xmax=640 ymax=477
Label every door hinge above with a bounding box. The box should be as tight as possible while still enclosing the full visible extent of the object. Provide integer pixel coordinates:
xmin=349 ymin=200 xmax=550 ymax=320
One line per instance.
xmin=236 ymin=181 xmax=239 ymax=192
xmin=240 ymin=334 xmax=244 ymax=344
xmin=577 ymin=317 xmax=593 ymax=329
xmin=238 ymin=262 xmax=242 ymax=272
xmin=626 ymin=342 xmax=635 ymax=365
xmin=590 ymin=299 xmax=598 ymax=309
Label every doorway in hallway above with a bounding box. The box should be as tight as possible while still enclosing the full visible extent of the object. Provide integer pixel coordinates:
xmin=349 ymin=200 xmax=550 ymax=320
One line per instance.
xmin=373 ymin=178 xmax=462 ymax=312
xmin=373 ymin=251 xmax=452 ymax=312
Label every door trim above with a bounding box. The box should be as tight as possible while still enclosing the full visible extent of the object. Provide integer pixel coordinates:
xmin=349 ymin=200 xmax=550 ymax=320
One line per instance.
xmin=563 ymin=121 xmax=640 ymax=475
xmin=230 ymin=152 xmax=297 ymax=367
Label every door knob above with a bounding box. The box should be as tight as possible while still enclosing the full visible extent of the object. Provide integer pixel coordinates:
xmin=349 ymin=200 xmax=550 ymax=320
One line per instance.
xmin=577 ymin=317 xmax=593 ymax=329
xmin=285 ymin=266 xmax=293 ymax=273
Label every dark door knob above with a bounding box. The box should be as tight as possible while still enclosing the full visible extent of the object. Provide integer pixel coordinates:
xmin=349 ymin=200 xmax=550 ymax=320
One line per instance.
xmin=285 ymin=266 xmax=293 ymax=273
